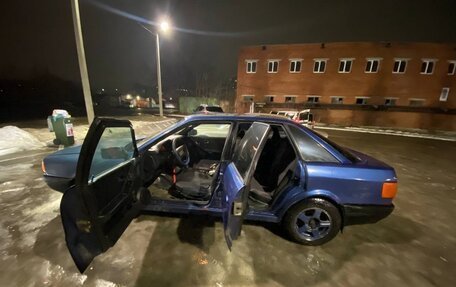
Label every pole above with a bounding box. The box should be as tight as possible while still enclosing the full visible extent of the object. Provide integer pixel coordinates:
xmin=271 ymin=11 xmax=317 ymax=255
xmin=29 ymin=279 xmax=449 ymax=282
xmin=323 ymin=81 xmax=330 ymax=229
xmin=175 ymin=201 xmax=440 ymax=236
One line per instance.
xmin=156 ymin=33 xmax=164 ymax=117
xmin=71 ymin=0 xmax=95 ymax=124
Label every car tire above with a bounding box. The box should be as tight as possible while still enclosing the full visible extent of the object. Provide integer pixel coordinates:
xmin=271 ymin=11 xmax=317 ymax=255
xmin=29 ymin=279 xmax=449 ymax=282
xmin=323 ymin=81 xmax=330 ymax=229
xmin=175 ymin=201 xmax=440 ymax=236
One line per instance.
xmin=283 ymin=198 xmax=341 ymax=245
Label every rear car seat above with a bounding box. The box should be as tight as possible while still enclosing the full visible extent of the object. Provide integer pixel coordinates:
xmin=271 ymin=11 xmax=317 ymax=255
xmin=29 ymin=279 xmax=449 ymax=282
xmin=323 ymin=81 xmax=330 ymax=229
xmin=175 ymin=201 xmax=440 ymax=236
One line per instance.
xmin=250 ymin=160 xmax=297 ymax=204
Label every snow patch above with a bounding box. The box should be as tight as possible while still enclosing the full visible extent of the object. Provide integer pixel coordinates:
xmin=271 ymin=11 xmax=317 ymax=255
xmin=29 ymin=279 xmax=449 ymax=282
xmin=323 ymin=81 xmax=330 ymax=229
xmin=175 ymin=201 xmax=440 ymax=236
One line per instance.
xmin=0 ymin=126 xmax=45 ymax=156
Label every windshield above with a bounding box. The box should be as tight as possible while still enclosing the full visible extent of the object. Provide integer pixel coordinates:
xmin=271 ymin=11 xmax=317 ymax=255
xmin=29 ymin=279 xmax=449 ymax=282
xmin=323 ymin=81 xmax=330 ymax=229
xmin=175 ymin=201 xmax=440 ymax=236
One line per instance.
xmin=206 ymin=106 xmax=224 ymax=113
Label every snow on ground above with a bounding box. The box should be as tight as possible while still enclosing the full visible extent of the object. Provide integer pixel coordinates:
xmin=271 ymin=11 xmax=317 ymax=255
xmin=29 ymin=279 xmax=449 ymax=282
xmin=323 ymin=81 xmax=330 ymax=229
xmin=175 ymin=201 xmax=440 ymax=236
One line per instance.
xmin=0 ymin=126 xmax=45 ymax=156
xmin=0 ymin=119 xmax=178 ymax=158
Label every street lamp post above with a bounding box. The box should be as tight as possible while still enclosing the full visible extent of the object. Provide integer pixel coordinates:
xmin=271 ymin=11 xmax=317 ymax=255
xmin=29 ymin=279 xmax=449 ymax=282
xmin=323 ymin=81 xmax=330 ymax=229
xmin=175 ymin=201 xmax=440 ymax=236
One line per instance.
xmin=155 ymin=33 xmax=163 ymax=117
xmin=155 ymin=21 xmax=170 ymax=117
xmin=137 ymin=20 xmax=170 ymax=117
xmin=70 ymin=0 xmax=95 ymax=124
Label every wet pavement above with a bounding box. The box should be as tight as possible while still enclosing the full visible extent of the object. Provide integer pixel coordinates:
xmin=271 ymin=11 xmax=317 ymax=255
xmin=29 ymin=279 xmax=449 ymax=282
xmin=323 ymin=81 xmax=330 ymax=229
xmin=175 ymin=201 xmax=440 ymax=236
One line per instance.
xmin=0 ymin=128 xmax=455 ymax=287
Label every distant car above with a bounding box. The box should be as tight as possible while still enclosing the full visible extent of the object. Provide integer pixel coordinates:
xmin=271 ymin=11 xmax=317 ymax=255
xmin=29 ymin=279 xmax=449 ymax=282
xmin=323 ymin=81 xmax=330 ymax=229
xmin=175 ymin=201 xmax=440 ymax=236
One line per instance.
xmin=42 ymin=114 xmax=397 ymax=273
xmin=274 ymin=110 xmax=315 ymax=128
xmin=193 ymin=104 xmax=224 ymax=114
xmin=164 ymin=102 xmax=176 ymax=109
xmin=276 ymin=110 xmax=298 ymax=119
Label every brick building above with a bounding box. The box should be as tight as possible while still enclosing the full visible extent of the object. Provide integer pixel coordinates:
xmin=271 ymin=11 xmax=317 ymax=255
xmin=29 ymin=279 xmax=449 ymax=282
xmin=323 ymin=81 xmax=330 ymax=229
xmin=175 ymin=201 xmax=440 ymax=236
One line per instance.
xmin=235 ymin=42 xmax=456 ymax=131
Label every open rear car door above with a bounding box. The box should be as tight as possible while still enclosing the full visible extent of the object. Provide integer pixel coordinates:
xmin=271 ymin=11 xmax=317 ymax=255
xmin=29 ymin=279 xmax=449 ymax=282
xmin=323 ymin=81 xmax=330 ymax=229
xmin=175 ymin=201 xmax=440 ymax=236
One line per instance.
xmin=60 ymin=118 xmax=146 ymax=273
xmin=223 ymin=122 xmax=270 ymax=249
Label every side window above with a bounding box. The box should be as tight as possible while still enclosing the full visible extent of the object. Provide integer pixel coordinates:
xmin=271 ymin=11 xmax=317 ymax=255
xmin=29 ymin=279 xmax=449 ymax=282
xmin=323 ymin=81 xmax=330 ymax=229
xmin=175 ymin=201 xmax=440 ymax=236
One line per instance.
xmin=191 ymin=123 xmax=231 ymax=138
xmin=233 ymin=123 xmax=269 ymax=180
xmin=89 ymin=127 xmax=135 ymax=181
xmin=288 ymin=125 xmax=338 ymax=163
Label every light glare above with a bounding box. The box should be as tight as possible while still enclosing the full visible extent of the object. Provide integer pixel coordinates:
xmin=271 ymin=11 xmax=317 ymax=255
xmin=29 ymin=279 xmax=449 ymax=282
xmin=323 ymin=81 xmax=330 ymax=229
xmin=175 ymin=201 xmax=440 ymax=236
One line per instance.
xmin=160 ymin=21 xmax=170 ymax=32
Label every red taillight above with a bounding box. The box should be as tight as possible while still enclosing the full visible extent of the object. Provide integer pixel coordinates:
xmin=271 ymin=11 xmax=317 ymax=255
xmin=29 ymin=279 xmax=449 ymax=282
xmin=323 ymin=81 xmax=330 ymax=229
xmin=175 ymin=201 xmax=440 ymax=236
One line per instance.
xmin=382 ymin=182 xmax=398 ymax=199
xmin=41 ymin=161 xmax=46 ymax=174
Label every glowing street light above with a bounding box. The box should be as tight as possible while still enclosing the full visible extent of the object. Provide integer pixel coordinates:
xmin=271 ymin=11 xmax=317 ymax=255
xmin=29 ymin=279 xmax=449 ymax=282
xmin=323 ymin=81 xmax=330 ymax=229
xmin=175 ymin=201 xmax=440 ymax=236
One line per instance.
xmin=159 ymin=21 xmax=170 ymax=32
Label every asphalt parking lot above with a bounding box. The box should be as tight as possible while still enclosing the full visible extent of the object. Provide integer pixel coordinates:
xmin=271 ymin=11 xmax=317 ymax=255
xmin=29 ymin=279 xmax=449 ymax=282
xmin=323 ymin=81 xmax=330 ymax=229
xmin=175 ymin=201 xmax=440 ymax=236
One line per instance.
xmin=0 ymin=128 xmax=455 ymax=287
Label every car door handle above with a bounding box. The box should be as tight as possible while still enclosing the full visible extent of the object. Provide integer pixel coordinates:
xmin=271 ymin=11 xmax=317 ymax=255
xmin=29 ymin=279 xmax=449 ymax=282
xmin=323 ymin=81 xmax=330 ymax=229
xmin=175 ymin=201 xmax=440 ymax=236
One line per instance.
xmin=233 ymin=202 xmax=243 ymax=216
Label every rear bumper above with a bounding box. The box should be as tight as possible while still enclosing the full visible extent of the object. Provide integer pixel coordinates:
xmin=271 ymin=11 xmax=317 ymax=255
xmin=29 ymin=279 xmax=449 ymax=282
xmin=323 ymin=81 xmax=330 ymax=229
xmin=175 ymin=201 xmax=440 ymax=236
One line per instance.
xmin=343 ymin=204 xmax=394 ymax=226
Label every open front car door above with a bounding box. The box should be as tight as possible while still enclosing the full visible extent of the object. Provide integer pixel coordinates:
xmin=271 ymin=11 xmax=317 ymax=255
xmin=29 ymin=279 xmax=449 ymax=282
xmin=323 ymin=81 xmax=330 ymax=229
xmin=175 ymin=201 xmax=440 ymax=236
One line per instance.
xmin=223 ymin=122 xmax=271 ymax=249
xmin=60 ymin=118 xmax=146 ymax=273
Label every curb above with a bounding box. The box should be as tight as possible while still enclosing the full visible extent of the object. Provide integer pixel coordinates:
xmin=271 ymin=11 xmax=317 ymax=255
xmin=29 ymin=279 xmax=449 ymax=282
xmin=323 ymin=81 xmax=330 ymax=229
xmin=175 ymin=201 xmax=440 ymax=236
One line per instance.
xmin=315 ymin=126 xmax=456 ymax=142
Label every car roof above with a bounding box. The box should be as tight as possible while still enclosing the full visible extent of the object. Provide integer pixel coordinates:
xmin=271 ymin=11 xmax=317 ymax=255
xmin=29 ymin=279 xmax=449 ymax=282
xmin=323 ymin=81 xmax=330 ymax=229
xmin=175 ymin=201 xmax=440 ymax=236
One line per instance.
xmin=183 ymin=113 xmax=294 ymax=124
xmin=141 ymin=113 xmax=353 ymax=164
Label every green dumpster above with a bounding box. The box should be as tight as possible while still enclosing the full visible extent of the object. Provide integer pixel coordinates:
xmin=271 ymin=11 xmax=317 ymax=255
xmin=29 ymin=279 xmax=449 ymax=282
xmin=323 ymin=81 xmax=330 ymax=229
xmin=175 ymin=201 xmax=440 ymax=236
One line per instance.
xmin=48 ymin=110 xmax=75 ymax=146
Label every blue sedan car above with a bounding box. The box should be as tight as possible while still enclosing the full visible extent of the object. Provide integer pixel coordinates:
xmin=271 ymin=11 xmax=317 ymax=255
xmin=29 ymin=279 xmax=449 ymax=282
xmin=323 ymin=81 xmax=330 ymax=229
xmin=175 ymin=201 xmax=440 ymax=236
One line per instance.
xmin=42 ymin=114 xmax=397 ymax=273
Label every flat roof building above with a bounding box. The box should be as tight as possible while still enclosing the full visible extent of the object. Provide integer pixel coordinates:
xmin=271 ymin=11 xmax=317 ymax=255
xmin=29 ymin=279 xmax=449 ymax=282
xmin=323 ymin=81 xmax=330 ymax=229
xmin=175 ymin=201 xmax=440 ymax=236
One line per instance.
xmin=236 ymin=42 xmax=456 ymax=131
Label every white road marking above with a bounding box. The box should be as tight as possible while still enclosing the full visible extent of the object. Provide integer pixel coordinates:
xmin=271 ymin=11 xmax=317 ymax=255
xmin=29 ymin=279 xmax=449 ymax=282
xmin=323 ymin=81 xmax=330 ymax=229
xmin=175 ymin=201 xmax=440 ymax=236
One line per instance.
xmin=0 ymin=151 xmax=50 ymax=164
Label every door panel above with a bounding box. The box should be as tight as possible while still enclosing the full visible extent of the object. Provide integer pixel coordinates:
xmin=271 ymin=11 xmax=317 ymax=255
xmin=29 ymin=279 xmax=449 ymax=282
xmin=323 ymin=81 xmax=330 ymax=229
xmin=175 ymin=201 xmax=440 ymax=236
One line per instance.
xmin=222 ymin=122 xmax=270 ymax=249
xmin=60 ymin=118 xmax=144 ymax=273
xmin=222 ymin=162 xmax=245 ymax=249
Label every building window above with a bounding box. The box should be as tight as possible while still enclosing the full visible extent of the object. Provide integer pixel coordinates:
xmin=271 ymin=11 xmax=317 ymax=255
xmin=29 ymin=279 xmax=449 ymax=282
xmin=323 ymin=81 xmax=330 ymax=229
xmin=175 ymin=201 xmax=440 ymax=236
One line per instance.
xmin=313 ymin=59 xmax=327 ymax=73
xmin=365 ymin=59 xmax=380 ymax=73
xmin=393 ymin=59 xmax=408 ymax=74
xmin=384 ymin=98 xmax=397 ymax=106
xmin=289 ymin=59 xmax=302 ymax=73
xmin=440 ymin=88 xmax=450 ymax=102
xmin=331 ymin=97 xmax=344 ymax=104
xmin=242 ymin=95 xmax=254 ymax=102
xmin=355 ymin=97 xmax=369 ymax=105
xmin=268 ymin=60 xmax=279 ymax=73
xmin=307 ymin=96 xmax=320 ymax=103
xmin=264 ymin=96 xmax=275 ymax=102
xmin=420 ymin=59 xmax=436 ymax=75
xmin=246 ymin=60 xmax=257 ymax=73
xmin=409 ymin=98 xmax=425 ymax=107
xmin=284 ymin=96 xmax=296 ymax=103
xmin=447 ymin=61 xmax=456 ymax=75
xmin=338 ymin=59 xmax=353 ymax=73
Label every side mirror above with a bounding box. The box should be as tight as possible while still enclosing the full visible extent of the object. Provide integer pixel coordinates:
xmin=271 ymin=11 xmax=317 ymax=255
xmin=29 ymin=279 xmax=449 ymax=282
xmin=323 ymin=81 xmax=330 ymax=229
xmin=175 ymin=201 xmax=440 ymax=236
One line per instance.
xmin=188 ymin=129 xmax=197 ymax=136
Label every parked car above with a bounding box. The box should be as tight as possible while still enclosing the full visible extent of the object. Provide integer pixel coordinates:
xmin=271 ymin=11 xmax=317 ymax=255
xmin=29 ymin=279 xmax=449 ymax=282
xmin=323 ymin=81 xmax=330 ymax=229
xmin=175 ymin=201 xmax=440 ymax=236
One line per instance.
xmin=274 ymin=110 xmax=315 ymax=128
xmin=42 ymin=114 xmax=397 ymax=273
xmin=193 ymin=104 xmax=224 ymax=114
xmin=276 ymin=110 xmax=297 ymax=118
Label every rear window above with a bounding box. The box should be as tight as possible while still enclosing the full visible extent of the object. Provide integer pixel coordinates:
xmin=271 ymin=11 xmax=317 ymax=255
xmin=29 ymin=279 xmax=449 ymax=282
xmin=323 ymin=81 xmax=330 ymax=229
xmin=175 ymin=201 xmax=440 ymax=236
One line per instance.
xmin=299 ymin=112 xmax=309 ymax=120
xmin=311 ymin=130 xmax=360 ymax=163
xmin=287 ymin=125 xmax=339 ymax=163
xmin=206 ymin=106 xmax=224 ymax=113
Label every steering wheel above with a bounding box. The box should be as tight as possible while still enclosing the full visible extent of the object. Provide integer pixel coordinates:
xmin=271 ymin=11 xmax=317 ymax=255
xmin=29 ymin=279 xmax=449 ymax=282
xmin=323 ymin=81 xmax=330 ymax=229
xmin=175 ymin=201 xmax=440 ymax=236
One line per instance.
xmin=171 ymin=137 xmax=190 ymax=167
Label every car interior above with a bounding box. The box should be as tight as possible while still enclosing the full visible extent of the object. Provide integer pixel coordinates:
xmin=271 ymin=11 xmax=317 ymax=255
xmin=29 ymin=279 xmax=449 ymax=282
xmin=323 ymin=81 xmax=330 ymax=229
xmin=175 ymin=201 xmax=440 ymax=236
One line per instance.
xmin=143 ymin=122 xmax=297 ymax=208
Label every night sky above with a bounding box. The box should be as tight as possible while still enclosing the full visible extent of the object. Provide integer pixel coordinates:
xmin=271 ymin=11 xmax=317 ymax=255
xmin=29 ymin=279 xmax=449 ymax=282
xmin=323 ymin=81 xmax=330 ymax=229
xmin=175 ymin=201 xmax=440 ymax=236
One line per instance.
xmin=1 ymin=0 xmax=455 ymax=93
